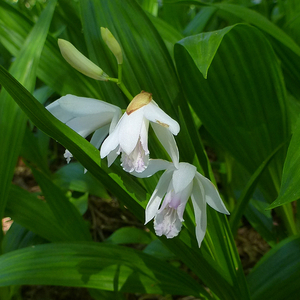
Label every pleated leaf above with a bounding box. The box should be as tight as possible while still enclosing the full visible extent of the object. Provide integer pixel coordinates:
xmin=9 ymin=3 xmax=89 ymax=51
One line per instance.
xmin=175 ymin=24 xmax=288 ymax=201
xmin=247 ymin=235 xmax=300 ymax=300
xmin=0 ymin=0 xmax=57 ymax=244
xmin=0 ymin=242 xmax=208 ymax=298
xmin=269 ymin=115 xmax=300 ymax=209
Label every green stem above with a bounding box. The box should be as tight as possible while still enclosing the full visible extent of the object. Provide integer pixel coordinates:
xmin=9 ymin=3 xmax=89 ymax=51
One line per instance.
xmin=107 ymin=64 xmax=133 ymax=101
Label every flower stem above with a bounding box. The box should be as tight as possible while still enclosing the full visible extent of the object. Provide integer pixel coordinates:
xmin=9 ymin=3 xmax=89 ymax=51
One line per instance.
xmin=107 ymin=64 xmax=133 ymax=101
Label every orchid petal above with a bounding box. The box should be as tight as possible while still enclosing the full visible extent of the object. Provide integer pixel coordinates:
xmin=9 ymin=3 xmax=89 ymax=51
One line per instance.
xmin=144 ymin=101 xmax=180 ymax=135
xmin=66 ymin=113 xmax=113 ymax=138
xmin=172 ymin=163 xmax=197 ymax=194
xmin=195 ymin=173 xmax=230 ymax=215
xmin=118 ymin=110 xmax=145 ymax=155
xmin=131 ymin=159 xmax=172 ymax=178
xmin=145 ymin=168 xmax=173 ymax=224
xmin=191 ymin=178 xmax=207 ymax=247
xmin=151 ymin=123 xmax=179 ymax=168
xmin=90 ymin=124 xmax=110 ymax=150
xmin=107 ymin=147 xmax=119 ymax=167
xmin=57 ymin=94 xmax=119 ymax=115
xmin=46 ymin=100 xmax=75 ymax=123
xmin=100 ymin=124 xmax=121 ymax=158
xmin=140 ymin=118 xmax=149 ymax=154
xmin=175 ymin=182 xmax=193 ymax=221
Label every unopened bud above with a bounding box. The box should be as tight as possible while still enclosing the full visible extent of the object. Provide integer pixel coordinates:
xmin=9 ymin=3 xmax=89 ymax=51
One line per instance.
xmin=126 ymin=91 xmax=152 ymax=115
xmin=58 ymin=39 xmax=109 ymax=81
xmin=101 ymin=27 xmax=123 ymax=64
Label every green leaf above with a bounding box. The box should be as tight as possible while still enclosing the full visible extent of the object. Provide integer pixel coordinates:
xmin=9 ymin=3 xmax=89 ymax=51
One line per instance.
xmin=0 ymin=0 xmax=57 ymax=247
xmin=105 ymin=227 xmax=153 ymax=245
xmin=269 ymin=115 xmax=300 ymax=209
xmin=0 ymin=242 xmax=208 ymax=297
xmin=175 ymin=24 xmax=288 ymax=201
xmin=247 ymin=235 xmax=300 ymax=300
xmin=6 ymin=185 xmax=73 ymax=242
xmin=31 ymin=168 xmax=92 ymax=241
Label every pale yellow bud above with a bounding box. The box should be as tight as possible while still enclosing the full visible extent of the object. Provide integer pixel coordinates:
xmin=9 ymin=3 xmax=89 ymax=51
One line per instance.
xmin=58 ymin=39 xmax=109 ymax=81
xmin=101 ymin=27 xmax=123 ymax=64
xmin=126 ymin=91 xmax=152 ymax=115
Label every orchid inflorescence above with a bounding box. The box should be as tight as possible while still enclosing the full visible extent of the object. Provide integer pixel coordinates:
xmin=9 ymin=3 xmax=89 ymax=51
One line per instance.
xmin=46 ymin=28 xmax=229 ymax=247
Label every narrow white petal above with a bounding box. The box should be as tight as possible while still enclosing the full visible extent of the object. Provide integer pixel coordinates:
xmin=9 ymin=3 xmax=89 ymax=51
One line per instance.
xmin=144 ymin=101 xmax=180 ymax=135
xmin=90 ymin=125 xmax=110 ymax=150
xmin=140 ymin=118 xmax=149 ymax=154
xmin=66 ymin=113 xmax=113 ymax=138
xmin=131 ymin=159 xmax=172 ymax=178
xmin=145 ymin=168 xmax=173 ymax=224
xmin=58 ymin=94 xmax=120 ymax=115
xmin=107 ymin=147 xmax=119 ymax=167
xmin=175 ymin=182 xmax=193 ymax=221
xmin=195 ymin=173 xmax=229 ymax=215
xmin=118 ymin=110 xmax=145 ymax=155
xmin=151 ymin=123 xmax=179 ymax=168
xmin=191 ymin=179 xmax=207 ymax=247
xmin=172 ymin=163 xmax=197 ymax=194
xmin=100 ymin=125 xmax=120 ymax=158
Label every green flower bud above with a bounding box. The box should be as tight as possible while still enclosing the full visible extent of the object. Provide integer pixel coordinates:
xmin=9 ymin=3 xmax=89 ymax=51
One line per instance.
xmin=58 ymin=39 xmax=109 ymax=81
xmin=101 ymin=27 xmax=123 ymax=64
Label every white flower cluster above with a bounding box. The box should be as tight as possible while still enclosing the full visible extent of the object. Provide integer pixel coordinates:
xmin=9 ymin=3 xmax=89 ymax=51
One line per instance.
xmin=46 ymin=33 xmax=229 ymax=247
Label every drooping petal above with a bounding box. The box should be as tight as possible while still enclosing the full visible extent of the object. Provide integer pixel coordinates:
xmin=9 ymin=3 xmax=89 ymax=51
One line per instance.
xmin=131 ymin=159 xmax=172 ymax=178
xmin=140 ymin=118 xmax=150 ymax=155
xmin=118 ymin=110 xmax=145 ymax=155
xmin=191 ymin=178 xmax=207 ymax=247
xmin=172 ymin=163 xmax=197 ymax=194
xmin=144 ymin=101 xmax=180 ymax=135
xmin=195 ymin=173 xmax=230 ymax=215
xmin=151 ymin=122 xmax=179 ymax=168
xmin=66 ymin=113 xmax=113 ymax=138
xmin=107 ymin=146 xmax=119 ymax=167
xmin=90 ymin=124 xmax=110 ymax=150
xmin=175 ymin=181 xmax=193 ymax=222
xmin=145 ymin=168 xmax=173 ymax=224
xmin=57 ymin=94 xmax=120 ymax=115
xmin=100 ymin=123 xmax=121 ymax=158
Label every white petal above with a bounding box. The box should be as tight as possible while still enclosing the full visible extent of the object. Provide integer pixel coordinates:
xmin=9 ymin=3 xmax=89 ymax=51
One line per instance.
xmin=46 ymin=100 xmax=75 ymax=123
xmin=90 ymin=125 xmax=110 ymax=150
xmin=140 ymin=118 xmax=149 ymax=154
xmin=107 ymin=147 xmax=119 ymax=167
xmin=172 ymin=163 xmax=197 ymax=194
xmin=57 ymin=94 xmax=120 ymax=116
xmin=175 ymin=182 xmax=193 ymax=222
xmin=100 ymin=124 xmax=121 ymax=158
xmin=151 ymin=123 xmax=179 ymax=168
xmin=118 ymin=110 xmax=145 ymax=155
xmin=145 ymin=168 xmax=173 ymax=224
xmin=66 ymin=113 xmax=113 ymax=137
xmin=131 ymin=159 xmax=172 ymax=178
xmin=195 ymin=173 xmax=229 ymax=215
xmin=144 ymin=101 xmax=180 ymax=135
xmin=191 ymin=179 xmax=207 ymax=247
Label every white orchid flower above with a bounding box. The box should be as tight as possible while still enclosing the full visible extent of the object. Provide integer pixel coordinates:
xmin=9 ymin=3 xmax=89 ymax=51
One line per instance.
xmin=100 ymin=91 xmax=180 ymax=173
xmin=46 ymin=94 xmax=121 ymax=163
xmin=136 ymin=160 xmax=229 ymax=247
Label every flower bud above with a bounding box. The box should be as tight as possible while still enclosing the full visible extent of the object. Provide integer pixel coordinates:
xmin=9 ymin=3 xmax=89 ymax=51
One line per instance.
xmin=126 ymin=91 xmax=152 ymax=115
xmin=101 ymin=27 xmax=123 ymax=64
xmin=58 ymin=39 xmax=109 ymax=81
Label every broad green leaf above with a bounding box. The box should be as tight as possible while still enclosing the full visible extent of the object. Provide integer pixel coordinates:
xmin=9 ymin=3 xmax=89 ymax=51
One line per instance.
xmin=105 ymin=227 xmax=153 ymax=245
xmin=175 ymin=24 xmax=288 ymax=202
xmin=2 ymin=223 xmax=46 ymax=253
xmin=247 ymin=235 xmax=300 ymax=300
xmin=0 ymin=0 xmax=57 ymax=247
xmin=0 ymin=242 xmax=209 ymax=298
xmin=0 ymin=1 xmax=101 ymax=99
xmin=31 ymin=168 xmax=92 ymax=241
xmin=53 ymin=162 xmax=110 ymax=199
xmin=269 ymin=115 xmax=300 ymax=209
xmin=230 ymin=141 xmax=288 ymax=235
xmin=6 ymin=185 xmax=73 ymax=242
